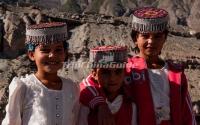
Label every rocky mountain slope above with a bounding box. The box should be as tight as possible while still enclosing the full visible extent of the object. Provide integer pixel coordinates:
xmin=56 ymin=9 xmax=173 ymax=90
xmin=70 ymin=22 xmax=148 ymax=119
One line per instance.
xmin=1 ymin=0 xmax=200 ymax=31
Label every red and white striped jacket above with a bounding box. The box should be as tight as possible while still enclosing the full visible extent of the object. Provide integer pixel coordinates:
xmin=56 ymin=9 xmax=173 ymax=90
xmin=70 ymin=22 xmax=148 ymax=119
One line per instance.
xmin=79 ymin=56 xmax=196 ymax=125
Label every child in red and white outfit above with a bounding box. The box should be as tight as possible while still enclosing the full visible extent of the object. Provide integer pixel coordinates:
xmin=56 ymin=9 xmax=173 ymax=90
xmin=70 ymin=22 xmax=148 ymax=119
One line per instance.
xmin=78 ymin=46 xmax=137 ymax=125
xmin=79 ymin=7 xmax=196 ymax=125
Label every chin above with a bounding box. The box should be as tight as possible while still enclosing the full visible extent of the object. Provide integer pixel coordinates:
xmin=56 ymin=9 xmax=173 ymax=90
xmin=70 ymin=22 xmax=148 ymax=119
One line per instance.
xmin=146 ymin=52 xmax=159 ymax=57
xmin=45 ymin=68 xmax=59 ymax=74
xmin=46 ymin=71 xmax=58 ymax=74
xmin=108 ymin=88 xmax=120 ymax=93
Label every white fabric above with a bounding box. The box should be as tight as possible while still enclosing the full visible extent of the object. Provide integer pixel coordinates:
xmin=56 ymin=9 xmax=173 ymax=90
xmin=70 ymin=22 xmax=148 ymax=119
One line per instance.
xmin=148 ymin=63 xmax=170 ymax=124
xmin=2 ymin=74 xmax=80 ymax=125
xmin=78 ymin=95 xmax=137 ymax=125
xmin=106 ymin=95 xmax=123 ymax=114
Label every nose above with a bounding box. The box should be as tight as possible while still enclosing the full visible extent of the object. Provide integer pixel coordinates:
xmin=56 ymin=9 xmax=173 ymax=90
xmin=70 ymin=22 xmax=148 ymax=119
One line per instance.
xmin=147 ymin=35 xmax=156 ymax=44
xmin=109 ymin=71 xmax=117 ymax=82
xmin=147 ymin=38 xmax=152 ymax=42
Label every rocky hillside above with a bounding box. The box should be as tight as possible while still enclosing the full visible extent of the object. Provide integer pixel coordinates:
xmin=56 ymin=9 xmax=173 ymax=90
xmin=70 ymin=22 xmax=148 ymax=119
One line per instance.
xmin=0 ymin=2 xmax=200 ymax=124
xmin=1 ymin=0 xmax=200 ymax=32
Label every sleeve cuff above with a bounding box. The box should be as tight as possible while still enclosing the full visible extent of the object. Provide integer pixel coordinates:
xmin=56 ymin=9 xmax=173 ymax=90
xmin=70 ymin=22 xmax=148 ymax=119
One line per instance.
xmin=89 ymin=96 xmax=106 ymax=109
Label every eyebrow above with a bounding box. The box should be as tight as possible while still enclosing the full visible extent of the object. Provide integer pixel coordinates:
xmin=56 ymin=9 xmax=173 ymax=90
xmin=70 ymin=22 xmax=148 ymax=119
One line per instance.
xmin=39 ymin=46 xmax=49 ymax=49
xmin=55 ymin=45 xmax=63 ymax=47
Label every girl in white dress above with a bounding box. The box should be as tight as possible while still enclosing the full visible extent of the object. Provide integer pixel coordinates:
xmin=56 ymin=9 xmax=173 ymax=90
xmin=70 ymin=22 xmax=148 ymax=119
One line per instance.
xmin=2 ymin=22 xmax=80 ymax=125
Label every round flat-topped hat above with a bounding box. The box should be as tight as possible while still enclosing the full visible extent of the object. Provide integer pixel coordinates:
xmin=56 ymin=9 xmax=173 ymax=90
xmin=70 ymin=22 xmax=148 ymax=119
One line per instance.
xmin=89 ymin=45 xmax=127 ymax=68
xmin=26 ymin=22 xmax=68 ymax=45
xmin=132 ymin=7 xmax=169 ymax=33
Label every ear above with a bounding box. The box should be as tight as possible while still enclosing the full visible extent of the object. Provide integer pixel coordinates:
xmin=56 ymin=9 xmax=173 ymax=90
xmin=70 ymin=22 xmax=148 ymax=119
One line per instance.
xmin=27 ymin=51 xmax=35 ymax=61
xmin=91 ymin=69 xmax=97 ymax=80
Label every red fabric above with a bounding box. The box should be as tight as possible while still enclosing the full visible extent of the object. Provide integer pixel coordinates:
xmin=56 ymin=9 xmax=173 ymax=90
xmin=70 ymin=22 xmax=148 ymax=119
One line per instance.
xmin=125 ymin=56 xmax=196 ymax=125
xmin=88 ymin=97 xmax=133 ymax=125
xmin=79 ymin=75 xmax=106 ymax=108
xmin=160 ymin=120 xmax=171 ymax=125
xmin=79 ymin=56 xmax=196 ymax=125
xmin=125 ymin=57 xmax=156 ymax=125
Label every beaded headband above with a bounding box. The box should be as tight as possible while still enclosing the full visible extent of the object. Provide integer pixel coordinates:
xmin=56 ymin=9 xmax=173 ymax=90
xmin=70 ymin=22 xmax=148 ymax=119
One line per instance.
xmin=132 ymin=7 xmax=169 ymax=33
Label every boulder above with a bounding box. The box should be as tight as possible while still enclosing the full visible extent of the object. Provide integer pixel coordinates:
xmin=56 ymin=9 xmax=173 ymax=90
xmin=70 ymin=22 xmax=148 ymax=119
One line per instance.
xmin=187 ymin=0 xmax=200 ymax=32
xmin=3 ymin=11 xmax=26 ymax=58
xmin=99 ymin=0 xmax=125 ymax=16
xmin=60 ymin=0 xmax=81 ymax=13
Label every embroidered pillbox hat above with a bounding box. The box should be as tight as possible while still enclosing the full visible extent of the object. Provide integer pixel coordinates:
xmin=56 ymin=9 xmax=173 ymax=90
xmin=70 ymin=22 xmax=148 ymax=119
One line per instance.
xmin=132 ymin=7 xmax=169 ymax=33
xmin=26 ymin=22 xmax=68 ymax=46
xmin=89 ymin=45 xmax=127 ymax=68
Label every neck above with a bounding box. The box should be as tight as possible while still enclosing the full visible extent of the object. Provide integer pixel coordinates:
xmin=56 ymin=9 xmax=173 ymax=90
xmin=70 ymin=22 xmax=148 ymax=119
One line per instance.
xmin=139 ymin=53 xmax=164 ymax=69
xmin=107 ymin=93 xmax=118 ymax=102
xmin=105 ymin=89 xmax=121 ymax=102
xmin=35 ymin=71 xmax=59 ymax=81
xmin=35 ymin=71 xmax=62 ymax=90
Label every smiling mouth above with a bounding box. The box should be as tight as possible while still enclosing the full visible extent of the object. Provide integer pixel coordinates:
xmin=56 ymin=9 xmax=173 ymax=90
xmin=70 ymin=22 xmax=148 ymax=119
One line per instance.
xmin=146 ymin=46 xmax=155 ymax=48
xmin=146 ymin=47 xmax=156 ymax=50
xmin=44 ymin=61 xmax=62 ymax=65
xmin=107 ymin=83 xmax=118 ymax=86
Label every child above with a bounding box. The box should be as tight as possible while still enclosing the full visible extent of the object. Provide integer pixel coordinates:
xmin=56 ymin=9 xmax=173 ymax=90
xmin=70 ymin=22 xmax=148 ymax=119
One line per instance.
xmin=79 ymin=7 xmax=196 ymax=125
xmin=2 ymin=22 xmax=80 ymax=125
xmin=78 ymin=46 xmax=137 ymax=125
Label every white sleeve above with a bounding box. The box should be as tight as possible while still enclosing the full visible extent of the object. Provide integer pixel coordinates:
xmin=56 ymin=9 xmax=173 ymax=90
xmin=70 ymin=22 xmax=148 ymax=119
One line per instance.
xmin=131 ymin=103 xmax=137 ymax=125
xmin=77 ymin=104 xmax=90 ymax=125
xmin=2 ymin=77 xmax=26 ymax=125
xmin=73 ymin=82 xmax=81 ymax=125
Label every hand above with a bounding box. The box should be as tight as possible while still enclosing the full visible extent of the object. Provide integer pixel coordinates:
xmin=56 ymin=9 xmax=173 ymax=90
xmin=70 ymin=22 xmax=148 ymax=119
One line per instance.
xmin=97 ymin=104 xmax=115 ymax=125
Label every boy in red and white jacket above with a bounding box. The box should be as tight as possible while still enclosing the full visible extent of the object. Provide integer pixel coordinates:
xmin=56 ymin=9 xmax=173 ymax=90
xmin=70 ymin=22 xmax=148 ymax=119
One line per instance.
xmin=78 ymin=46 xmax=137 ymax=125
xmin=79 ymin=7 xmax=196 ymax=125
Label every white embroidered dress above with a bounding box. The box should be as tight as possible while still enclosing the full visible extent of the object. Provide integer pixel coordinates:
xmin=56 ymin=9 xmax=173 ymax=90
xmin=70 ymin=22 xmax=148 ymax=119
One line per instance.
xmin=2 ymin=74 xmax=80 ymax=125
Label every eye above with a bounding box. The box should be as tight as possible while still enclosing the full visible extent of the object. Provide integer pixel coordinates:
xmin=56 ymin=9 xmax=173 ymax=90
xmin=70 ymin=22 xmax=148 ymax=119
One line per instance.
xmin=154 ymin=33 xmax=165 ymax=39
xmin=40 ymin=48 xmax=50 ymax=53
xmin=101 ymin=69 xmax=110 ymax=75
xmin=115 ymin=69 xmax=124 ymax=75
xmin=55 ymin=48 xmax=64 ymax=52
xmin=140 ymin=33 xmax=150 ymax=39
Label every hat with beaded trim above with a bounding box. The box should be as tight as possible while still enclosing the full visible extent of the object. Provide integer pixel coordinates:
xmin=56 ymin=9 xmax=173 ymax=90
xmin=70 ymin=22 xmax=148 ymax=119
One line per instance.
xmin=25 ymin=22 xmax=68 ymax=46
xmin=89 ymin=45 xmax=127 ymax=68
xmin=132 ymin=7 xmax=169 ymax=33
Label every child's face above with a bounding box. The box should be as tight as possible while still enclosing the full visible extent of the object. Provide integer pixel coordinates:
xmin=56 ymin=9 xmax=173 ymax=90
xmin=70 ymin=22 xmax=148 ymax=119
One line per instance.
xmin=28 ymin=42 xmax=66 ymax=74
xmin=136 ymin=32 xmax=166 ymax=58
xmin=92 ymin=68 xmax=125 ymax=95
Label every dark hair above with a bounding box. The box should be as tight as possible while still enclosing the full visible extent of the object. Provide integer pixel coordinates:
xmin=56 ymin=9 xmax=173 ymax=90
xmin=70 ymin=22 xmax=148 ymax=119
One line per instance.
xmin=130 ymin=30 xmax=139 ymax=43
xmin=63 ymin=41 xmax=69 ymax=51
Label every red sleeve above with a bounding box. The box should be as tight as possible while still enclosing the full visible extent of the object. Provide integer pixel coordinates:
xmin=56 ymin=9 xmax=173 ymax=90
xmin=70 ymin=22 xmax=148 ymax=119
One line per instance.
xmin=181 ymin=72 xmax=197 ymax=125
xmin=79 ymin=75 xmax=106 ymax=109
